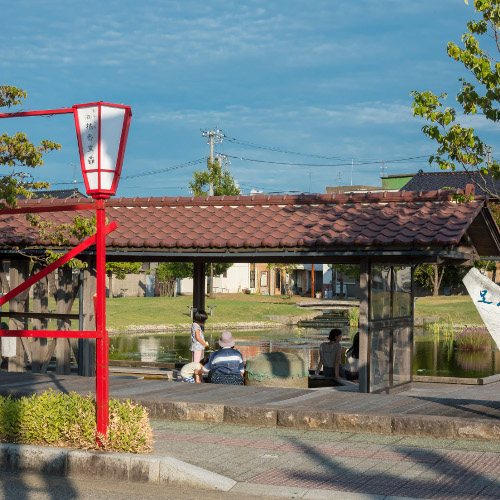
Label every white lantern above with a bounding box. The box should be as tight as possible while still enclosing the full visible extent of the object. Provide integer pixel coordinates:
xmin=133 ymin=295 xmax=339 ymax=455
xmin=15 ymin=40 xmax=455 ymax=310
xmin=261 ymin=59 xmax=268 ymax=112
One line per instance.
xmin=73 ymin=102 xmax=132 ymax=198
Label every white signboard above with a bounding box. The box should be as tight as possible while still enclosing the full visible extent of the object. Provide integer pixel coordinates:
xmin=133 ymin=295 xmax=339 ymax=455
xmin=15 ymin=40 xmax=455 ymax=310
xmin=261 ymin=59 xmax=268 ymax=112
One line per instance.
xmin=463 ymin=267 xmax=500 ymax=349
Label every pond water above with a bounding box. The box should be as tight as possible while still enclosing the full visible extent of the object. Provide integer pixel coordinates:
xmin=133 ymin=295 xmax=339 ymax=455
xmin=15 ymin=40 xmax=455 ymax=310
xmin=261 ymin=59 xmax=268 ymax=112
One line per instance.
xmin=109 ymin=326 xmax=500 ymax=378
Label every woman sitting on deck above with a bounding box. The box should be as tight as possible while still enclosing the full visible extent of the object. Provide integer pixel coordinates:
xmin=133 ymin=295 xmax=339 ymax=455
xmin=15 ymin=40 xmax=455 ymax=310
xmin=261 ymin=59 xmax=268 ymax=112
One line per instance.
xmin=345 ymin=332 xmax=359 ymax=381
xmin=315 ymin=328 xmax=345 ymax=379
xmin=202 ymin=331 xmax=245 ymax=385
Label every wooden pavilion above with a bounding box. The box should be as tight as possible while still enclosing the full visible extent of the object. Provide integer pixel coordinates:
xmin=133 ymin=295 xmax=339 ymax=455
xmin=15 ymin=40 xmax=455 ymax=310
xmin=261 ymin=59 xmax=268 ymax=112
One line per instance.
xmin=0 ymin=187 xmax=499 ymax=393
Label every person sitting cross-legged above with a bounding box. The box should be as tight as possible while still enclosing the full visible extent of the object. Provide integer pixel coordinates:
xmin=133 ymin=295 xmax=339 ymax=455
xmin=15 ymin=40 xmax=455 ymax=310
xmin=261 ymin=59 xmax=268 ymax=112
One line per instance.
xmin=202 ymin=331 xmax=245 ymax=385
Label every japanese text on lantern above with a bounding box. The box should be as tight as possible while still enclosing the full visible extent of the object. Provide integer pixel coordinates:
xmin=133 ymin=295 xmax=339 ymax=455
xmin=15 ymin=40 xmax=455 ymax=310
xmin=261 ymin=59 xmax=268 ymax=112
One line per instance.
xmin=77 ymin=106 xmax=99 ymax=170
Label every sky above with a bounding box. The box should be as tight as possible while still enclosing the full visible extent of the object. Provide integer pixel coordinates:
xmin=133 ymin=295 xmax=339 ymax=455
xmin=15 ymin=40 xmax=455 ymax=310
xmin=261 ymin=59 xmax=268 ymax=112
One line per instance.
xmin=1 ymin=0 xmax=493 ymax=197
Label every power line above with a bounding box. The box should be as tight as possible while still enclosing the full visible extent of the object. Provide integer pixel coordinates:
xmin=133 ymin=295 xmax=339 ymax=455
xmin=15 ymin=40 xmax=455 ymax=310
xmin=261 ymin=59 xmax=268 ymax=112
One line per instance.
xmin=216 ymin=153 xmax=431 ymax=168
xmin=223 ymin=134 xmax=345 ymax=160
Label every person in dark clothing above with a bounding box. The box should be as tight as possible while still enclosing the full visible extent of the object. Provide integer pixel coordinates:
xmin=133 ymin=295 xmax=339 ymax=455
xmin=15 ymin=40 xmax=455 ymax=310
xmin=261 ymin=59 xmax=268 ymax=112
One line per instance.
xmin=202 ymin=331 xmax=245 ymax=385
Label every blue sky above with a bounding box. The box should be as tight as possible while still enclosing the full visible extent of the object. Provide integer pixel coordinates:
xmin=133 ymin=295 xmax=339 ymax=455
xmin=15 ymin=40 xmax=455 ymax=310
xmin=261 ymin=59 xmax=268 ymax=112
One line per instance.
xmin=2 ymin=0 xmax=490 ymax=197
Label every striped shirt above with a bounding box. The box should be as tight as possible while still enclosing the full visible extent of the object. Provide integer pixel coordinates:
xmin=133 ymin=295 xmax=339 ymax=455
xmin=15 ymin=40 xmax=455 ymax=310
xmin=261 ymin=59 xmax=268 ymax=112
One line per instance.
xmin=203 ymin=348 xmax=245 ymax=376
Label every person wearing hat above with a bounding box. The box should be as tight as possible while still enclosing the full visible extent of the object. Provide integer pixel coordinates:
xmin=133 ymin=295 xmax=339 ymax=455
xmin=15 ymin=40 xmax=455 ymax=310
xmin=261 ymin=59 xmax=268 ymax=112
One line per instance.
xmin=202 ymin=331 xmax=245 ymax=385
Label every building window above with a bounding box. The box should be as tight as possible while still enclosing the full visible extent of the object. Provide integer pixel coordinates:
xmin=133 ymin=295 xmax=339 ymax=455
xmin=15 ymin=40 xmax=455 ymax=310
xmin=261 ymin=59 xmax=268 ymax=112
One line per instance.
xmin=250 ymin=264 xmax=255 ymax=288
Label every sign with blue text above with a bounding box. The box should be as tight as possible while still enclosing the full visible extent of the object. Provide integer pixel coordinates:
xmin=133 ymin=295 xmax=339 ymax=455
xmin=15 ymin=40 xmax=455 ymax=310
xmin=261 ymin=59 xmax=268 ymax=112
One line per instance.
xmin=463 ymin=268 xmax=500 ymax=349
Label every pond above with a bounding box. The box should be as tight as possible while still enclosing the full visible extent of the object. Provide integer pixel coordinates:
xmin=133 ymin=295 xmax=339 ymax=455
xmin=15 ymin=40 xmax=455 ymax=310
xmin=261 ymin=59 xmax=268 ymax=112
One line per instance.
xmin=109 ymin=326 xmax=500 ymax=379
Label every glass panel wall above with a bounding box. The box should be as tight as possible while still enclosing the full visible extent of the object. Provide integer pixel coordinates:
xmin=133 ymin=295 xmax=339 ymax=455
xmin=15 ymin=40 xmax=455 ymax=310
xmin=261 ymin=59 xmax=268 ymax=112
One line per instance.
xmin=370 ymin=265 xmax=392 ymax=320
xmin=392 ymin=326 xmax=412 ymax=385
xmin=393 ymin=266 xmax=412 ymax=317
xmin=370 ymin=327 xmax=391 ymax=392
xmin=368 ymin=263 xmax=413 ymax=393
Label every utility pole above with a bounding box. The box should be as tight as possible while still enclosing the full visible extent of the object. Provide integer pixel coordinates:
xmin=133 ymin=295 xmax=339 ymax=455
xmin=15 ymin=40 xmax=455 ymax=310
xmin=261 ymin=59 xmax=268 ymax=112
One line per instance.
xmin=201 ymin=129 xmax=224 ymax=196
xmin=351 ymin=159 xmax=354 ymax=186
xmin=201 ymin=129 xmax=224 ymax=297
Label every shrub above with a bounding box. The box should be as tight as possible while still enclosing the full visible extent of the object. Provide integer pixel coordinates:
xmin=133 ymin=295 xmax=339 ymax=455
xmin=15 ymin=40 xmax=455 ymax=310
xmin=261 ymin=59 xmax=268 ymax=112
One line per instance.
xmin=0 ymin=391 xmax=153 ymax=453
xmin=454 ymin=327 xmax=491 ymax=351
xmin=348 ymin=307 xmax=359 ymax=327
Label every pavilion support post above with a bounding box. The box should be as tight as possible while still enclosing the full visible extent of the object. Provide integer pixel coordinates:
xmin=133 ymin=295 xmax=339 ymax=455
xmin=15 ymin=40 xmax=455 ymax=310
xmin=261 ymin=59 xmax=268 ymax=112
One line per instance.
xmin=8 ymin=260 xmax=29 ymax=373
xmin=193 ymin=262 xmax=206 ymax=311
xmin=80 ymin=256 xmax=96 ymax=377
xmin=358 ymin=259 xmax=369 ymax=393
xmin=31 ymin=269 xmax=48 ymax=373
xmin=56 ymin=266 xmax=73 ymax=375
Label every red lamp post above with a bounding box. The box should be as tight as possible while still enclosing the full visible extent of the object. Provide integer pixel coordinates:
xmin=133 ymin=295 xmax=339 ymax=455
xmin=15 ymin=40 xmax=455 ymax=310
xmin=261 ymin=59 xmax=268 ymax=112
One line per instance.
xmin=0 ymin=101 xmax=132 ymax=441
xmin=73 ymin=102 xmax=132 ymax=437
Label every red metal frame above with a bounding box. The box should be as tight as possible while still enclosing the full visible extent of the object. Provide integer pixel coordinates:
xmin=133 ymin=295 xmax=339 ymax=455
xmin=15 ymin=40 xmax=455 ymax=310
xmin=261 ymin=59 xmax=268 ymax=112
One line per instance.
xmin=0 ymin=202 xmax=116 ymax=441
xmin=0 ymin=103 xmax=130 ymax=443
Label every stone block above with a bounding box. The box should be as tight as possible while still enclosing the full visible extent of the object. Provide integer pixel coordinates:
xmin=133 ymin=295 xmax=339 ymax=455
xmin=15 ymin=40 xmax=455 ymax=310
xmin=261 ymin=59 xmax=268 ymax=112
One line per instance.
xmin=334 ymin=412 xmax=392 ymax=434
xmin=277 ymin=409 xmax=335 ymax=430
xmin=155 ymin=401 xmax=174 ymax=419
xmin=224 ymin=405 xmax=277 ymax=427
xmin=67 ymin=449 xmax=129 ymax=481
xmin=159 ymin=456 xmax=236 ymax=491
xmin=129 ymin=455 xmax=160 ymax=483
xmin=171 ymin=402 xmax=224 ymax=423
xmin=392 ymin=415 xmax=458 ymax=439
xmin=0 ymin=444 xmax=66 ymax=475
xmin=454 ymin=419 xmax=500 ymax=441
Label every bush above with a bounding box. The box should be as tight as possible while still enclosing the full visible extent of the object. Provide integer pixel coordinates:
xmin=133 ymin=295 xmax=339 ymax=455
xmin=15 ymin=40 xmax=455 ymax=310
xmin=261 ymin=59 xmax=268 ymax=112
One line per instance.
xmin=454 ymin=327 xmax=491 ymax=351
xmin=0 ymin=391 xmax=153 ymax=453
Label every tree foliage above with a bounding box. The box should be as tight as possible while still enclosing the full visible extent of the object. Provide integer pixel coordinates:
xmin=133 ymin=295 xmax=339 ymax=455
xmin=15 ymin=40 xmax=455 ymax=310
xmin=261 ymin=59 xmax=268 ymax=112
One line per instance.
xmin=415 ymin=260 xmax=497 ymax=295
xmin=0 ymin=86 xmax=61 ymax=207
xmin=411 ymin=0 xmax=500 ymax=200
xmin=189 ymin=159 xmax=241 ymax=196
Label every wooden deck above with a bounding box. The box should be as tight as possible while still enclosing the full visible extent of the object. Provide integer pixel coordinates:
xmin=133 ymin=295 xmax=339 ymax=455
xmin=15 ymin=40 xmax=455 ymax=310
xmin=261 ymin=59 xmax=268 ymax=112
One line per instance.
xmin=1 ymin=370 xmax=500 ymax=441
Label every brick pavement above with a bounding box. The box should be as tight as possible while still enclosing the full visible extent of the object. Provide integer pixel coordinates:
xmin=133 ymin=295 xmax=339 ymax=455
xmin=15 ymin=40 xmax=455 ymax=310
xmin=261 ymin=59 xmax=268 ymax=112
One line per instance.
xmin=151 ymin=419 xmax=500 ymax=499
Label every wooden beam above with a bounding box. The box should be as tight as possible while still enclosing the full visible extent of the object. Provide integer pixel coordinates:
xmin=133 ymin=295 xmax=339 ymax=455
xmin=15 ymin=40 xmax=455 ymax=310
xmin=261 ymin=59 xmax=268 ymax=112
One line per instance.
xmin=358 ymin=259 xmax=369 ymax=393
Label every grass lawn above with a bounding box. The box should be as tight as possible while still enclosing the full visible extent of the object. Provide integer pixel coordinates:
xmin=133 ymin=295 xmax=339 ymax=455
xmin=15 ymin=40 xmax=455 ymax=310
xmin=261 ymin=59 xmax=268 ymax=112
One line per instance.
xmin=105 ymin=293 xmax=316 ymax=331
xmin=33 ymin=293 xmax=483 ymax=331
xmin=414 ymin=295 xmax=483 ymax=325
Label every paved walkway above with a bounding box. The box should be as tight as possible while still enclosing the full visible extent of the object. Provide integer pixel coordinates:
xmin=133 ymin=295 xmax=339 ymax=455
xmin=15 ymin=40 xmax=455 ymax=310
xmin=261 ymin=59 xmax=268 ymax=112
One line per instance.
xmin=3 ymin=372 xmax=500 ymax=498
xmin=151 ymin=419 xmax=500 ymax=499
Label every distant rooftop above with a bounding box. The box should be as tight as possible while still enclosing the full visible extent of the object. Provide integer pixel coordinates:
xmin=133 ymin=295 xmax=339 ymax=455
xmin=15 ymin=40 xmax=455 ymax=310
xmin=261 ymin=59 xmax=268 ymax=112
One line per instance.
xmin=18 ymin=189 xmax=87 ymax=200
xmin=402 ymin=170 xmax=500 ymax=197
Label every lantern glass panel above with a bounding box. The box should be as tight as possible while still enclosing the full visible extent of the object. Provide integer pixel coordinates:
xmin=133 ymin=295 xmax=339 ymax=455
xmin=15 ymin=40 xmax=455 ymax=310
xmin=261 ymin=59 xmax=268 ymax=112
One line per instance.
xmin=87 ymin=172 xmax=99 ymax=190
xmin=76 ymin=106 xmax=99 ymax=172
xmin=100 ymin=106 xmax=126 ymax=173
xmin=100 ymin=171 xmax=115 ymax=190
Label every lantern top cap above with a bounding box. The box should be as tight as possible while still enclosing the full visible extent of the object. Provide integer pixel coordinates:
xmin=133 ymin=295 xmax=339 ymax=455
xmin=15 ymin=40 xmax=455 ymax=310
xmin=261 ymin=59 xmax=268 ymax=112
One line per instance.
xmin=72 ymin=102 xmax=132 ymax=116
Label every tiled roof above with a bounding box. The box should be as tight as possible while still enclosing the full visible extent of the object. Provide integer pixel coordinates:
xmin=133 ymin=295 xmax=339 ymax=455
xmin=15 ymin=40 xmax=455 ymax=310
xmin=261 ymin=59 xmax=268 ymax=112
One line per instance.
xmin=0 ymin=190 xmax=498 ymax=258
xmin=401 ymin=170 xmax=500 ymax=197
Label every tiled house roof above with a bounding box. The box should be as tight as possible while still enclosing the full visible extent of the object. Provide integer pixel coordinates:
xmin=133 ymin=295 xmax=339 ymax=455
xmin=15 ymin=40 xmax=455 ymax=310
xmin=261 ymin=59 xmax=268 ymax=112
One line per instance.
xmin=0 ymin=191 xmax=499 ymax=261
xmin=401 ymin=170 xmax=500 ymax=197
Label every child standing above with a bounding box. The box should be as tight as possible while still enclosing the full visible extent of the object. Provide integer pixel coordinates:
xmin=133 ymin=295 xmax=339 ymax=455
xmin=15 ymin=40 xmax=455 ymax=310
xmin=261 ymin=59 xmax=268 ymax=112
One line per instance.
xmin=191 ymin=309 xmax=209 ymax=363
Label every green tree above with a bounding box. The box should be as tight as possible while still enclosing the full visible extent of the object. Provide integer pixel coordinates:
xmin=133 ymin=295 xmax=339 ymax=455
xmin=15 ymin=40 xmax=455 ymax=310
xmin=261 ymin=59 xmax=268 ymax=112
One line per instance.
xmin=156 ymin=262 xmax=193 ymax=297
xmin=411 ymin=0 xmax=500 ymax=200
xmin=106 ymin=262 xmax=142 ymax=298
xmin=0 ymin=86 xmax=61 ymax=207
xmin=189 ymin=158 xmax=239 ymax=294
xmin=189 ymin=158 xmax=241 ymax=197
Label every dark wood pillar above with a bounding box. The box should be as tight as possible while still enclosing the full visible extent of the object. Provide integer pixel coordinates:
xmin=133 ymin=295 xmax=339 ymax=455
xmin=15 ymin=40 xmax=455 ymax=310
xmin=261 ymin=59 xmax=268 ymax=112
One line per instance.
xmin=358 ymin=259 xmax=369 ymax=393
xmin=31 ymin=267 xmax=48 ymax=373
xmin=8 ymin=260 xmax=29 ymax=372
xmin=193 ymin=262 xmax=205 ymax=311
xmin=81 ymin=256 xmax=96 ymax=376
xmin=56 ymin=266 xmax=73 ymax=375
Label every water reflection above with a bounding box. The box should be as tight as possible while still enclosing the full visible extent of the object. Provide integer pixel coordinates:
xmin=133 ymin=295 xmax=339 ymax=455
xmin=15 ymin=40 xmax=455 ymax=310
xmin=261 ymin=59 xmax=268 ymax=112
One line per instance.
xmin=109 ymin=326 xmax=355 ymax=370
xmin=109 ymin=326 xmax=500 ymax=379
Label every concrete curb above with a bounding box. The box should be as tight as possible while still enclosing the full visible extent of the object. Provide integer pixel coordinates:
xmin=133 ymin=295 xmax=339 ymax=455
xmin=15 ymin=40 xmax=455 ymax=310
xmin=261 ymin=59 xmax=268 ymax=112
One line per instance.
xmin=138 ymin=400 xmax=500 ymax=442
xmin=0 ymin=443 xmax=236 ymax=492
